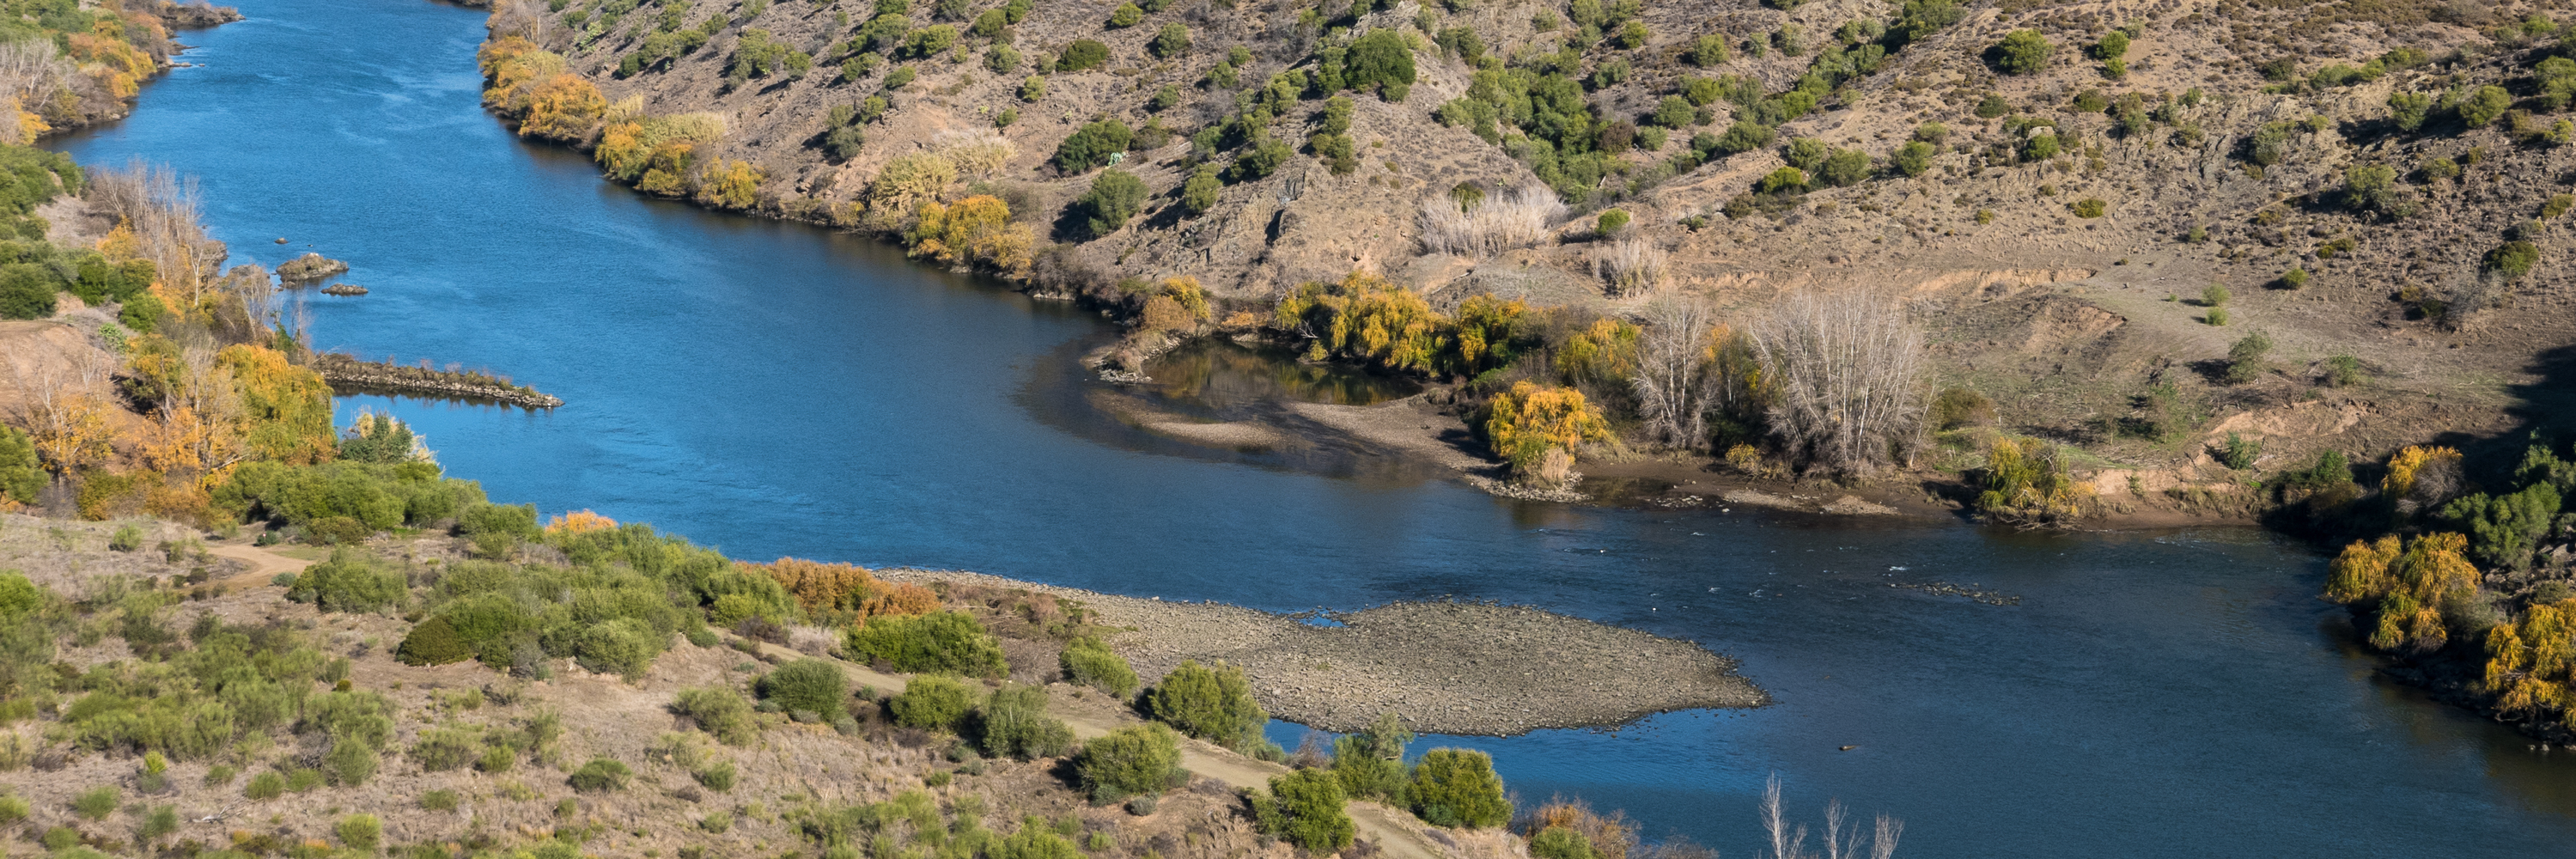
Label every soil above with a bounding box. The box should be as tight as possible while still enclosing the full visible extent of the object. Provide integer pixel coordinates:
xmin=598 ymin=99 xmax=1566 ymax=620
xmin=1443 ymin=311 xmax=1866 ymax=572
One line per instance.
xmin=874 ymin=568 xmax=1768 ymax=737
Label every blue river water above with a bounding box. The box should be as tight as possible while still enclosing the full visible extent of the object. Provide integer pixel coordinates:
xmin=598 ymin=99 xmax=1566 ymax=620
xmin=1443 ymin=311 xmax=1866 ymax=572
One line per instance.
xmin=54 ymin=2 xmax=2576 ymax=855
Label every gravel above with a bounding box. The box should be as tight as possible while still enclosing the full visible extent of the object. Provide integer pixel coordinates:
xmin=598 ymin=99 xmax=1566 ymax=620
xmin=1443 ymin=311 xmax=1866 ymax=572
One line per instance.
xmin=878 ymin=569 xmax=1769 ymax=736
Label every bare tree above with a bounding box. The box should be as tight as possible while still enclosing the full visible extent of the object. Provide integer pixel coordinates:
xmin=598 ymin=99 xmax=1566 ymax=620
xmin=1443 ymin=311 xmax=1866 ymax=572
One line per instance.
xmin=1761 ymin=773 xmax=1807 ymax=859
xmin=1751 ymin=289 xmax=1927 ymax=475
xmin=1633 ymin=291 xmax=1718 ymax=449
xmin=1871 ymin=813 xmax=1903 ymax=859
xmin=89 ymin=160 xmax=221 ymax=309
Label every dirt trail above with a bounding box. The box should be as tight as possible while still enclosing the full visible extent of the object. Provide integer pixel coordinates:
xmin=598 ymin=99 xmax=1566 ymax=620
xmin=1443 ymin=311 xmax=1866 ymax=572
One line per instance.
xmin=741 ymin=639 xmax=1453 ymax=859
xmin=205 ymin=542 xmax=316 ymax=589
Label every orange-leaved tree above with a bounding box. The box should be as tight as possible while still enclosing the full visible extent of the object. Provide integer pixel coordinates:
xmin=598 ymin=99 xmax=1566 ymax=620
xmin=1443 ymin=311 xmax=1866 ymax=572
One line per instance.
xmin=546 ymin=509 xmax=618 ymax=535
xmin=2323 ymin=532 xmax=2480 ymax=653
xmin=744 ymin=558 xmax=939 ymax=621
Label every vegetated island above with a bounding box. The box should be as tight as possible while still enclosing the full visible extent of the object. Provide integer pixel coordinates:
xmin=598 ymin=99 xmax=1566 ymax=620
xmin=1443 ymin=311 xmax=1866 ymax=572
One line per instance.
xmin=881 ymin=568 xmax=1767 ymax=737
xmin=311 ymin=351 xmax=565 ymax=408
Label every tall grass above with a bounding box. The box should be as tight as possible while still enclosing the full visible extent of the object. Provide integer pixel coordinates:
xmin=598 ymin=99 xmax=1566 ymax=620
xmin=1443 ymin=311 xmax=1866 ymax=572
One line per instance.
xmin=1589 ymin=238 xmax=1668 ymax=296
xmin=1417 ymin=182 xmax=1565 ymax=257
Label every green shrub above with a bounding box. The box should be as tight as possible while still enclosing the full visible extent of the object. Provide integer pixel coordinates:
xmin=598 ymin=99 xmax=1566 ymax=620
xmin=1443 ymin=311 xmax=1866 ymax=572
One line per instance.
xmin=140 ymin=804 xmax=178 ymax=841
xmin=1057 ymin=39 xmax=1109 ymax=71
xmin=0 ymin=425 xmax=39 ymax=505
xmin=1252 ymin=769 xmax=1354 ymax=853
xmin=411 ymin=728 xmax=477 ymax=771
xmin=421 ymin=789 xmax=460 ymax=811
xmin=889 ymin=673 xmax=976 ymax=731
xmin=1078 ymin=169 xmax=1148 ymax=239
xmin=456 ymin=502 xmax=539 ymax=540
xmin=2069 ymin=198 xmax=2106 ymax=218
xmin=1991 ymin=29 xmax=2051 ymax=75
xmin=979 ymin=685 xmax=1075 ymax=759
xmin=1409 ymin=748 xmax=1509 ymax=828
xmin=2323 ymin=355 xmax=2364 ymax=387
xmin=2206 ymin=308 xmax=2230 ymax=326
xmin=1892 ymin=141 xmax=1934 ymax=177
xmin=2488 ymin=241 xmax=2541 ymax=278
xmin=108 ymin=524 xmax=143 ymax=551
xmin=1145 ymin=660 xmax=1265 ymax=749
xmin=1076 ymin=723 xmax=1185 ymax=802
xmin=40 ymin=825 xmax=75 ymax=851
xmin=1107 ymin=3 xmax=1142 ymax=27
xmin=1180 ymin=165 xmax=1221 ymax=216
xmin=1150 ymin=22 xmax=1189 ymax=58
xmin=2279 ymin=268 xmax=2308 ymax=289
xmin=1331 ymin=712 xmax=1413 ymax=801
xmin=325 ymin=734 xmax=380 ymax=786
xmin=1229 ymin=133 xmax=1294 ymax=181
xmin=695 ymin=759 xmax=736 ymax=792
xmin=673 ymin=685 xmax=758 ymax=746
xmin=2223 ymin=332 xmax=2272 ymax=384
xmin=397 ymin=614 xmax=472 ymax=666
xmin=758 ymin=658 xmax=850 ymax=722
xmin=285 ymin=548 xmax=406 ymax=613
xmin=845 ymin=611 xmax=1008 ymax=677
xmin=337 ymin=813 xmax=382 ymax=851
xmin=1053 ymin=119 xmax=1132 ymax=173
xmin=1819 ymin=149 xmax=1870 ymax=186
xmin=569 ymin=758 xmax=632 ymax=792
xmin=2201 ymin=283 xmax=2230 ymax=307
xmin=992 ymin=826 xmax=1081 ymax=859
xmin=286 ymin=768 xmax=323 ymax=792
xmin=2218 ymin=432 xmax=2262 ymax=470
xmin=2458 ymin=85 xmax=2512 ymax=128
xmin=1059 ymin=637 xmax=1139 ymax=698
xmin=1345 ymin=28 xmax=1416 ymax=97
xmin=1595 ymin=210 xmax=1629 ymax=235
xmin=244 ymin=771 xmax=285 ymax=800
xmin=0 ymin=795 xmax=26 ymax=825
xmin=1529 ymin=826 xmax=1593 ymax=859
xmin=72 ymin=785 xmax=117 ymax=819
xmin=203 ymin=765 xmax=236 ymax=787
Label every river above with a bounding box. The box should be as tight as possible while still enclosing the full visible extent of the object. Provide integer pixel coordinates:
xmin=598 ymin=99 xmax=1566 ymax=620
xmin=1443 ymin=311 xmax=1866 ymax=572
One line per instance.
xmin=56 ymin=2 xmax=2576 ymax=855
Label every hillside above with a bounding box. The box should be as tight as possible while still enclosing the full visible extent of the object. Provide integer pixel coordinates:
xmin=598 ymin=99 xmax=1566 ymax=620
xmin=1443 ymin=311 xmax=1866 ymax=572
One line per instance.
xmin=476 ymin=0 xmax=2576 ymax=503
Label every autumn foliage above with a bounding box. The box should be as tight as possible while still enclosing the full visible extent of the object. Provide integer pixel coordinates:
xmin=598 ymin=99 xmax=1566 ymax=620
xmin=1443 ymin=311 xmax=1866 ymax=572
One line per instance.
xmin=2488 ymin=598 xmax=2576 ymax=719
xmin=545 ymin=509 xmax=618 ymax=534
xmin=1483 ymin=381 xmax=1609 ymax=475
xmin=2323 ymin=532 xmax=2480 ymax=653
xmin=1274 ymin=271 xmax=1448 ymax=372
xmin=743 ymin=557 xmax=939 ymax=621
xmin=478 ymin=36 xmax=606 ymax=143
xmin=907 ymin=194 xmax=1032 ymax=276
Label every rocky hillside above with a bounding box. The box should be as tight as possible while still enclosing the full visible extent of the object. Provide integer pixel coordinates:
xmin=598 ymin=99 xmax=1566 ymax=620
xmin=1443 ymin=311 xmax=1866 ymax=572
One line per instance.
xmin=485 ymin=0 xmax=2576 ymax=482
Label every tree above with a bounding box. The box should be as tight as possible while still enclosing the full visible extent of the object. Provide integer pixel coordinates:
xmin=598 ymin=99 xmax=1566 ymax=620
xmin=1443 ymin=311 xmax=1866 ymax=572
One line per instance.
xmin=1146 ymin=659 xmax=1266 ymax=748
xmin=2222 ymin=331 xmax=2271 ymax=384
xmin=1180 ymin=164 xmax=1221 ymax=215
xmin=396 ymin=615 xmax=472 ymax=666
xmin=2488 ymin=241 xmax=2541 ymax=278
xmin=1818 ymin=148 xmax=1870 ymax=186
xmin=2344 ymin=163 xmax=2402 ymax=216
xmin=1058 ymin=39 xmax=1109 ymax=71
xmin=1688 ymin=34 xmax=1729 ymax=66
xmin=2458 ymin=85 xmax=2512 ymax=127
xmin=1751 ymin=289 xmax=1927 ymax=474
xmin=0 ymin=425 xmax=39 ymax=505
xmin=1254 ymin=770 xmax=1355 ymax=852
xmin=1891 ymin=140 xmax=1934 ymax=177
xmin=1345 ymin=28 xmax=1416 ymax=96
xmin=1990 ymin=29 xmax=2051 ymax=75
xmin=1331 ymin=712 xmax=1412 ymax=801
xmin=1150 ymin=22 xmax=1190 ymax=58
xmin=1632 ymin=294 xmax=1739 ymax=449
xmin=1651 ymin=95 xmax=1694 ymax=129
xmin=1077 ymin=169 xmax=1147 ymax=239
xmin=2445 ymin=484 xmax=2563 ymax=571
xmin=1484 ymin=381 xmax=1609 ymax=474
xmin=1410 ymin=748 xmax=1510 ymax=828
xmin=1107 ymin=3 xmax=1142 ymax=27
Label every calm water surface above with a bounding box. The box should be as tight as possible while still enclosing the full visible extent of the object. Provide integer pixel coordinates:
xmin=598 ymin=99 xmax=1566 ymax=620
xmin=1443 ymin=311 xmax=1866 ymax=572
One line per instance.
xmin=58 ymin=3 xmax=2576 ymax=855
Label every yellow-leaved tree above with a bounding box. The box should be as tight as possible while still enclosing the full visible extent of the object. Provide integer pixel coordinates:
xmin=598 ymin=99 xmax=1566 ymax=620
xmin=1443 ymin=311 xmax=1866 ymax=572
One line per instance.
xmin=2487 ymin=598 xmax=2576 ymax=719
xmin=907 ymin=194 xmax=1032 ymax=276
xmin=1448 ymin=294 xmax=1526 ymax=379
xmin=1484 ymin=381 xmax=1608 ymax=480
xmin=1976 ymin=437 xmax=2093 ymax=528
xmin=2322 ymin=532 xmax=2480 ymax=653
xmin=216 ymin=344 xmax=335 ymax=466
xmin=1273 ymin=271 xmax=1448 ymax=372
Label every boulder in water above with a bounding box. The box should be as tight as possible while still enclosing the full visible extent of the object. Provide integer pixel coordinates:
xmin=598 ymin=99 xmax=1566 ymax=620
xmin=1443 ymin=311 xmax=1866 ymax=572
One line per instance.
xmin=320 ymin=283 xmax=368 ymax=296
xmin=277 ymin=252 xmax=348 ymax=282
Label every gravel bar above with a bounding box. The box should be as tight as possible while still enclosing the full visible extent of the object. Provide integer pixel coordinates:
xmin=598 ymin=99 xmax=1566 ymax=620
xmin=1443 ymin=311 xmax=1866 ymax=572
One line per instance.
xmin=879 ymin=569 xmax=1769 ymax=736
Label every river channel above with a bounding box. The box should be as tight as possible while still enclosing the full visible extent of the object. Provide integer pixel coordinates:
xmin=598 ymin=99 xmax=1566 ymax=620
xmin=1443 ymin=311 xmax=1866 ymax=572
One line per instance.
xmin=54 ymin=2 xmax=2576 ymax=855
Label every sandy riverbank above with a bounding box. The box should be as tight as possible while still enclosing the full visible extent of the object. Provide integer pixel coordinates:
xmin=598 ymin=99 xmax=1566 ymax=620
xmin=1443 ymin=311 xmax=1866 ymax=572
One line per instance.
xmin=876 ymin=568 xmax=1768 ymax=737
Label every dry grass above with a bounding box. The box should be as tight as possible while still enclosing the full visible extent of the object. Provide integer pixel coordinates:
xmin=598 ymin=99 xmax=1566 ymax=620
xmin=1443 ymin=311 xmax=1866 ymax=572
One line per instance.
xmin=1417 ymin=182 xmax=1565 ymax=258
xmin=1588 ymin=238 xmax=1667 ymax=296
xmin=934 ymin=130 xmax=1016 ymax=181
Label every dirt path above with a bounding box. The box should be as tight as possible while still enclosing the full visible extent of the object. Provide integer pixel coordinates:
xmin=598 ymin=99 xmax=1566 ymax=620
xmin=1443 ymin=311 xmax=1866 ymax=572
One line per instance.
xmin=740 ymin=638 xmax=1454 ymax=859
xmin=205 ymin=543 xmax=318 ymax=589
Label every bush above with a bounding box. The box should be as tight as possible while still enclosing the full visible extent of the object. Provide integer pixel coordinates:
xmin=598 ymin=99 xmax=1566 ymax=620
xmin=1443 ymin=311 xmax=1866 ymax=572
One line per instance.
xmin=2069 ymin=198 xmax=2106 ymax=218
xmin=1077 ymin=723 xmax=1185 ymax=801
xmin=2324 ymin=355 xmax=2363 ymax=387
xmin=1059 ymin=637 xmax=1139 ymax=698
xmin=1053 ymin=118 xmax=1132 ymax=173
xmin=1180 ymin=165 xmax=1221 ymax=216
xmin=696 ymin=759 xmax=736 ymax=792
xmin=2206 ymin=308 xmax=2230 ymax=326
xmin=1595 ymin=210 xmax=1629 ymax=235
xmin=1892 ymin=141 xmax=1934 ymax=177
xmin=140 ymin=805 xmax=178 ymax=841
xmin=1079 ymin=169 xmax=1148 ymax=239
xmin=2458 ymin=85 xmax=2512 ymax=128
xmin=1146 ymin=660 xmax=1266 ymax=749
xmin=411 ymin=728 xmax=477 ymax=771
xmin=2488 ymin=241 xmax=2540 ymax=278
xmin=108 ymin=524 xmax=143 ymax=551
xmin=569 ymin=757 xmax=631 ymax=792
xmin=845 ymin=611 xmax=1008 ymax=677
xmin=2219 ymin=432 xmax=2262 ymax=470
xmin=397 ymin=614 xmax=472 ymax=666
xmin=889 ymin=673 xmax=976 ymax=730
xmin=0 ymin=795 xmax=21 ymax=825
xmin=285 ymin=548 xmax=406 ymax=613
xmin=1150 ymin=22 xmax=1189 ymax=58
xmin=1409 ymin=748 xmax=1509 ymax=827
xmin=1929 ymin=387 xmax=1996 ymax=430
xmin=1819 ymin=149 xmax=1870 ymax=186
xmin=980 ymin=685 xmax=1076 ymax=759
xmin=673 ymin=685 xmax=758 ymax=746
xmin=1346 ymin=28 xmax=1417 ymax=97
xmin=73 ymin=785 xmax=117 ymax=819
xmin=993 ymin=826 xmax=1081 ymax=859
xmin=1107 ymin=3 xmax=1142 ymax=27
xmin=757 ymin=658 xmax=850 ymax=722
xmin=245 ymin=771 xmax=285 ymax=800
xmin=1252 ymin=769 xmax=1355 ymax=853
xmin=1057 ymin=39 xmax=1109 ymax=71
xmin=337 ymin=814 xmax=382 ymax=851
xmin=2224 ymin=332 xmax=2272 ymax=384
xmin=1529 ymin=827 xmax=1592 ymax=859
xmin=422 ymin=789 xmax=460 ymax=811
xmin=2201 ymin=283 xmax=2230 ymax=307
xmin=325 ymin=734 xmax=380 ymax=786
xmin=1990 ymin=29 xmax=2051 ymax=75
xmin=1331 ymin=712 xmax=1411 ymax=801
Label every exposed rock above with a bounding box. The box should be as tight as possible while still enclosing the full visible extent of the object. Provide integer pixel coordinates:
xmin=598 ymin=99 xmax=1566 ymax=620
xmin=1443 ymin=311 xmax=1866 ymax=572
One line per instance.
xmin=276 ymin=253 xmax=348 ymax=283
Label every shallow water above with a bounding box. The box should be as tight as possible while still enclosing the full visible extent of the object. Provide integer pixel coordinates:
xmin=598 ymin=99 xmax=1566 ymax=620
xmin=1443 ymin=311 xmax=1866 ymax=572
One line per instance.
xmin=56 ymin=3 xmax=2576 ymax=855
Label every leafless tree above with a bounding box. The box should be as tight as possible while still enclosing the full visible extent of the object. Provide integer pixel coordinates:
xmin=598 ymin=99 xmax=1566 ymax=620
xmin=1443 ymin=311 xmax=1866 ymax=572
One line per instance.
xmin=1751 ymin=773 xmax=1905 ymax=859
xmin=0 ymin=39 xmax=71 ymax=114
xmin=1633 ymin=291 xmax=1719 ymax=449
xmin=1761 ymin=773 xmax=1806 ymax=859
xmin=1751 ymin=289 xmax=1927 ymax=476
xmin=89 ymin=160 xmax=222 ymax=309
xmin=1871 ymin=813 xmax=1903 ymax=859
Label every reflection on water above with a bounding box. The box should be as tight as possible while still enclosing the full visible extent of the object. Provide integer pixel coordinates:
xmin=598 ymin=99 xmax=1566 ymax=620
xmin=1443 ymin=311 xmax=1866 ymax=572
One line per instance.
xmin=1145 ymin=338 xmax=1420 ymax=411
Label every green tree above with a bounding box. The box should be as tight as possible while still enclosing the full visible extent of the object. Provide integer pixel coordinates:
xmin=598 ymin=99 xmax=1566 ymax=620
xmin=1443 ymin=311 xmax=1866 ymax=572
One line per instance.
xmin=2223 ymin=331 xmax=2272 ymax=384
xmin=1058 ymin=39 xmax=1110 ymax=71
xmin=2444 ymin=484 xmax=2563 ymax=571
xmin=2488 ymin=241 xmax=2540 ymax=278
xmin=1651 ymin=95 xmax=1694 ymax=129
xmin=1180 ymin=165 xmax=1221 ymax=215
xmin=2458 ymin=85 xmax=2512 ymax=127
xmin=1053 ymin=118 xmax=1132 ymax=172
xmin=1331 ymin=712 xmax=1411 ymax=801
xmin=1346 ymin=28 xmax=1417 ymax=96
xmin=1409 ymin=748 xmax=1509 ymax=827
xmin=1818 ymin=148 xmax=1870 ymax=186
xmin=1147 ymin=660 xmax=1266 ymax=749
xmin=1253 ymin=769 xmax=1355 ymax=853
xmin=1108 ymin=3 xmax=1142 ymax=27
xmin=1075 ymin=723 xmax=1185 ymax=801
xmin=396 ymin=615 xmax=472 ymax=666
xmin=0 ymin=425 xmax=42 ymax=505
xmin=1892 ymin=140 xmax=1934 ymax=177
xmin=1991 ymin=29 xmax=2051 ymax=75
xmin=756 ymin=658 xmax=849 ymax=721
xmin=1079 ymin=168 xmax=1148 ymax=239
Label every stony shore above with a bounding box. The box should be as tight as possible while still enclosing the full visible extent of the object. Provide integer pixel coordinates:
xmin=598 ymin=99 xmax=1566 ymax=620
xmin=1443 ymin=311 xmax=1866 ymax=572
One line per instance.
xmin=876 ymin=568 xmax=1768 ymax=737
